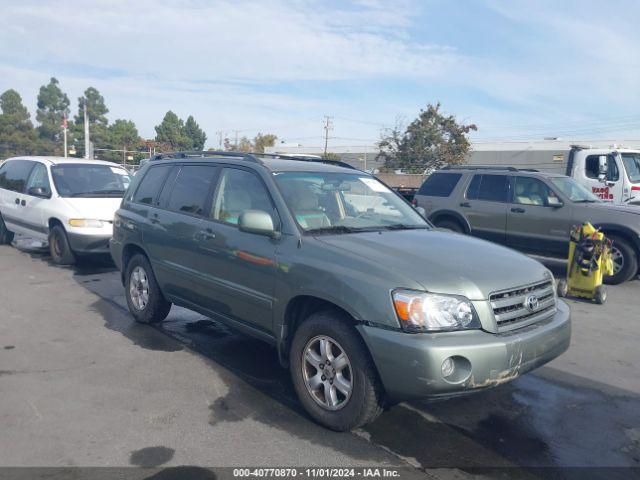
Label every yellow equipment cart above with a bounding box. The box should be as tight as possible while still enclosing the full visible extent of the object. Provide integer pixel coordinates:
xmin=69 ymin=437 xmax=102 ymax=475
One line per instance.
xmin=557 ymin=223 xmax=614 ymax=304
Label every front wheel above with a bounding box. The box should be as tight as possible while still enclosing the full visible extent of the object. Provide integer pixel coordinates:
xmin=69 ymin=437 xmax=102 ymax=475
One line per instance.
xmin=290 ymin=311 xmax=384 ymax=431
xmin=0 ymin=213 xmax=14 ymax=245
xmin=605 ymin=235 xmax=638 ymax=285
xmin=49 ymin=224 xmax=76 ymax=265
xmin=125 ymin=253 xmax=171 ymax=324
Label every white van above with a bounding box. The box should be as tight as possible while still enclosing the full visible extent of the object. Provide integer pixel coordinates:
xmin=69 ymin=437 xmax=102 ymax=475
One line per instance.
xmin=0 ymin=157 xmax=131 ymax=264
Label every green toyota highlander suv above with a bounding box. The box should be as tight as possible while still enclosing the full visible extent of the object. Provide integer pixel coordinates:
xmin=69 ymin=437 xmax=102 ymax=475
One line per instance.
xmin=110 ymin=152 xmax=571 ymax=431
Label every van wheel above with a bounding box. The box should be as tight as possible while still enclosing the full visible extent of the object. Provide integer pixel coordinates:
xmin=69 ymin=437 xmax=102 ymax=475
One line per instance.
xmin=434 ymin=218 xmax=464 ymax=234
xmin=0 ymin=213 xmax=14 ymax=245
xmin=49 ymin=225 xmax=76 ymax=265
xmin=605 ymin=235 xmax=638 ymax=285
xmin=125 ymin=253 xmax=171 ymax=324
xmin=290 ymin=311 xmax=384 ymax=431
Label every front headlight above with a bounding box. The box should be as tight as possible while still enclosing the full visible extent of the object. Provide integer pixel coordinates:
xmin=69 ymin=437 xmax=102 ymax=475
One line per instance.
xmin=392 ymin=290 xmax=481 ymax=333
xmin=68 ymin=219 xmax=104 ymax=228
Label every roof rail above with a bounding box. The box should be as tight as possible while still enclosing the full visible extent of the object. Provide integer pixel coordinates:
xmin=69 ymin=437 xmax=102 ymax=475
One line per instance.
xmin=441 ymin=165 xmax=519 ymax=171
xmin=150 ymin=150 xmax=357 ymax=170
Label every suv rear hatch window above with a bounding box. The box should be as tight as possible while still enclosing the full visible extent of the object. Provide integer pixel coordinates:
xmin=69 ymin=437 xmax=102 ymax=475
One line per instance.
xmin=417 ymin=173 xmax=462 ymax=197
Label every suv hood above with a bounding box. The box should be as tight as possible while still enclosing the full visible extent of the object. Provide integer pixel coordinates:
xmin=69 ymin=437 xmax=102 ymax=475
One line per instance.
xmin=60 ymin=197 xmax=122 ymax=222
xmin=317 ymin=229 xmax=551 ymax=300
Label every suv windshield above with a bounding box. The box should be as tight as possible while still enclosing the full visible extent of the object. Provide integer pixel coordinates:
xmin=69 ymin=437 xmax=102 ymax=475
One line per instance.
xmin=52 ymin=164 xmax=132 ymax=197
xmin=273 ymin=171 xmax=428 ymax=233
xmin=550 ymin=177 xmax=601 ymax=203
xmin=621 ymin=153 xmax=640 ymax=183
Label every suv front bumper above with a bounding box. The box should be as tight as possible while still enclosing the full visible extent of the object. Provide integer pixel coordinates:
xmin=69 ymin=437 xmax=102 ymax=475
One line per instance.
xmin=357 ymin=300 xmax=571 ymax=402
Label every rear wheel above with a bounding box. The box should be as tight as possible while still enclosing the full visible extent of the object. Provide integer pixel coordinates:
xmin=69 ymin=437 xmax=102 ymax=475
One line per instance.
xmin=0 ymin=213 xmax=14 ymax=245
xmin=290 ymin=311 xmax=384 ymax=431
xmin=434 ymin=218 xmax=464 ymax=234
xmin=125 ymin=253 xmax=171 ymax=324
xmin=605 ymin=235 xmax=638 ymax=284
xmin=49 ymin=224 xmax=76 ymax=265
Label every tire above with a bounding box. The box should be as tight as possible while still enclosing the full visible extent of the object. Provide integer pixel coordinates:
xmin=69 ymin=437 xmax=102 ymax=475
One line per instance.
xmin=595 ymin=285 xmax=607 ymax=305
xmin=124 ymin=253 xmax=171 ymax=324
xmin=556 ymin=279 xmax=568 ymax=298
xmin=289 ymin=310 xmax=384 ymax=431
xmin=605 ymin=235 xmax=638 ymax=285
xmin=0 ymin=213 xmax=14 ymax=245
xmin=49 ymin=224 xmax=76 ymax=265
xmin=434 ymin=218 xmax=464 ymax=234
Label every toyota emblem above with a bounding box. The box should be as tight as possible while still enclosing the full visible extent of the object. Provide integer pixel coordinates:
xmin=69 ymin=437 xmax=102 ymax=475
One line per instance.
xmin=525 ymin=294 xmax=540 ymax=312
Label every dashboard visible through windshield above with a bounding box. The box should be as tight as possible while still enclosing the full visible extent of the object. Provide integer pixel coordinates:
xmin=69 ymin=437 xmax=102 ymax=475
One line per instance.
xmin=273 ymin=171 xmax=428 ymax=233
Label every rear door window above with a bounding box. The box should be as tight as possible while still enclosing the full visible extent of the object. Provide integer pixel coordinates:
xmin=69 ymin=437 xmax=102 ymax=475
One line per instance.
xmin=417 ymin=173 xmax=462 ymax=197
xmin=0 ymin=160 xmax=34 ymax=193
xmin=132 ymin=165 xmax=171 ymax=205
xmin=466 ymin=174 xmax=509 ymax=202
xmin=166 ymin=165 xmax=218 ymax=216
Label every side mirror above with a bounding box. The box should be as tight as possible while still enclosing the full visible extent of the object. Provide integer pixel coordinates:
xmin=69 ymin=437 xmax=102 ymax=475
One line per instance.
xmin=547 ymin=196 xmax=563 ymax=208
xmin=598 ymin=155 xmax=608 ymax=180
xmin=239 ymin=210 xmax=278 ymax=238
xmin=28 ymin=186 xmax=49 ymax=198
xmin=415 ymin=206 xmax=426 ymax=217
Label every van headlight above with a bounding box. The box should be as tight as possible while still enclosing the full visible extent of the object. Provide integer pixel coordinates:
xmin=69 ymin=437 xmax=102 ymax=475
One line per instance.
xmin=392 ymin=290 xmax=481 ymax=333
xmin=68 ymin=219 xmax=104 ymax=228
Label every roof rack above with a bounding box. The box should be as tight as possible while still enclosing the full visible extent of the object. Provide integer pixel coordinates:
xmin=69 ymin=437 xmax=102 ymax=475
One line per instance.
xmin=441 ymin=165 xmax=519 ymax=171
xmin=149 ymin=150 xmax=356 ymax=170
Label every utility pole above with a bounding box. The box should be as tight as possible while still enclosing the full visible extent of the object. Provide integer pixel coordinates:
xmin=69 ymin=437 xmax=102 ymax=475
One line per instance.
xmin=233 ymin=130 xmax=240 ymax=150
xmin=61 ymin=114 xmax=68 ymax=158
xmin=323 ymin=116 xmax=333 ymax=157
xmin=215 ymin=131 xmax=224 ymax=149
xmin=83 ymin=102 xmax=91 ymax=159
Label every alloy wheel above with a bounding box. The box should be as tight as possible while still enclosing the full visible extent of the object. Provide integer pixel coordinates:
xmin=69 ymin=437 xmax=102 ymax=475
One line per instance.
xmin=302 ymin=335 xmax=353 ymax=411
xmin=129 ymin=266 xmax=150 ymax=311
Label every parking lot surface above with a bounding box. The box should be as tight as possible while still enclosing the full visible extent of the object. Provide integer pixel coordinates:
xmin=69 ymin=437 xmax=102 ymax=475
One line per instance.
xmin=0 ymin=244 xmax=639 ymax=478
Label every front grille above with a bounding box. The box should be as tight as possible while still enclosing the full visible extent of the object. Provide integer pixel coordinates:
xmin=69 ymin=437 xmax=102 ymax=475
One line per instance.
xmin=490 ymin=280 xmax=557 ymax=331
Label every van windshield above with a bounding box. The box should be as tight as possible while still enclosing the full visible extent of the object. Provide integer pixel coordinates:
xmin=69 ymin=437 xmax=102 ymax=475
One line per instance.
xmin=621 ymin=153 xmax=640 ymax=183
xmin=550 ymin=177 xmax=601 ymax=203
xmin=272 ymin=171 xmax=428 ymax=233
xmin=52 ymin=164 xmax=132 ymax=198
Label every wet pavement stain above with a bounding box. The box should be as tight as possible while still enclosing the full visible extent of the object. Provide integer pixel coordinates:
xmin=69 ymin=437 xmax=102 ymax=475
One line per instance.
xmin=130 ymin=446 xmax=175 ymax=467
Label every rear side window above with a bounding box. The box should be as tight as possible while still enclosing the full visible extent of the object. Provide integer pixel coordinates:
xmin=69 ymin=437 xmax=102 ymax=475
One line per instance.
xmin=466 ymin=174 xmax=509 ymax=202
xmin=133 ymin=166 xmax=171 ymax=205
xmin=166 ymin=165 xmax=218 ymax=216
xmin=417 ymin=173 xmax=462 ymax=197
xmin=0 ymin=160 xmax=34 ymax=193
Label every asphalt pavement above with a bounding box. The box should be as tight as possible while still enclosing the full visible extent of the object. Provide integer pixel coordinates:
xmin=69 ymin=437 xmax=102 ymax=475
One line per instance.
xmin=0 ymin=243 xmax=639 ymax=480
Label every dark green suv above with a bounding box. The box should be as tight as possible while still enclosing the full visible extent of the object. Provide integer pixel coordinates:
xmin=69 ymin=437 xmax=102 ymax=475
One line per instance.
xmin=110 ymin=152 xmax=571 ymax=431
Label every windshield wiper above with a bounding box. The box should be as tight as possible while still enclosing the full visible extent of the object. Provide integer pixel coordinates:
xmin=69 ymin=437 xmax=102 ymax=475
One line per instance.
xmin=573 ymin=199 xmax=599 ymax=203
xmin=70 ymin=189 xmax=125 ymax=197
xmin=306 ymin=225 xmax=360 ymax=234
xmin=380 ymin=223 xmax=429 ymax=230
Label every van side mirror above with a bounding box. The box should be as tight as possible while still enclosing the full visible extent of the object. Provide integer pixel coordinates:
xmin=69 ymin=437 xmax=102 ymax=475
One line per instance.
xmin=28 ymin=186 xmax=50 ymax=198
xmin=239 ymin=210 xmax=278 ymax=238
xmin=415 ymin=206 xmax=426 ymax=217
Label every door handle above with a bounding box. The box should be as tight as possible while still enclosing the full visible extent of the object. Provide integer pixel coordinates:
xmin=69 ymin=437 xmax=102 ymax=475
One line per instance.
xmin=511 ymin=207 xmax=526 ymax=213
xmin=149 ymin=213 xmax=159 ymax=224
xmin=20 ymin=200 xmax=26 ymax=206
xmin=460 ymin=202 xmax=471 ymax=208
xmin=197 ymin=229 xmax=216 ymax=240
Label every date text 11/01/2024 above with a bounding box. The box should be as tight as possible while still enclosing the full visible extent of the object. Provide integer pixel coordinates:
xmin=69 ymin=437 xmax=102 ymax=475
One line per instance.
xmin=232 ymin=468 xmax=401 ymax=477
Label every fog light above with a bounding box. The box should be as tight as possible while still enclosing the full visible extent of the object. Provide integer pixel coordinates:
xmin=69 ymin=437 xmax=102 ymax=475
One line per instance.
xmin=441 ymin=357 xmax=455 ymax=378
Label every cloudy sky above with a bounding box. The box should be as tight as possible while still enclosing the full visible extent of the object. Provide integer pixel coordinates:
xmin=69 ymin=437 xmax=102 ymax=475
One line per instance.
xmin=1 ymin=0 xmax=640 ymax=148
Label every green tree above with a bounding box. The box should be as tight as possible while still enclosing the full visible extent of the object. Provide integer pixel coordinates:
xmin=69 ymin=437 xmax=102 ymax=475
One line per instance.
xmin=36 ymin=77 xmax=70 ymax=142
xmin=236 ymin=136 xmax=253 ymax=152
xmin=154 ymin=111 xmax=191 ymax=150
xmin=377 ymin=102 xmax=477 ymax=173
xmin=73 ymin=87 xmax=109 ymax=155
xmin=108 ymin=119 xmax=139 ymax=148
xmin=321 ymin=152 xmax=342 ymax=161
xmin=0 ymin=89 xmax=37 ymax=159
xmin=183 ymin=115 xmax=206 ymax=150
xmin=253 ymin=133 xmax=277 ymax=153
